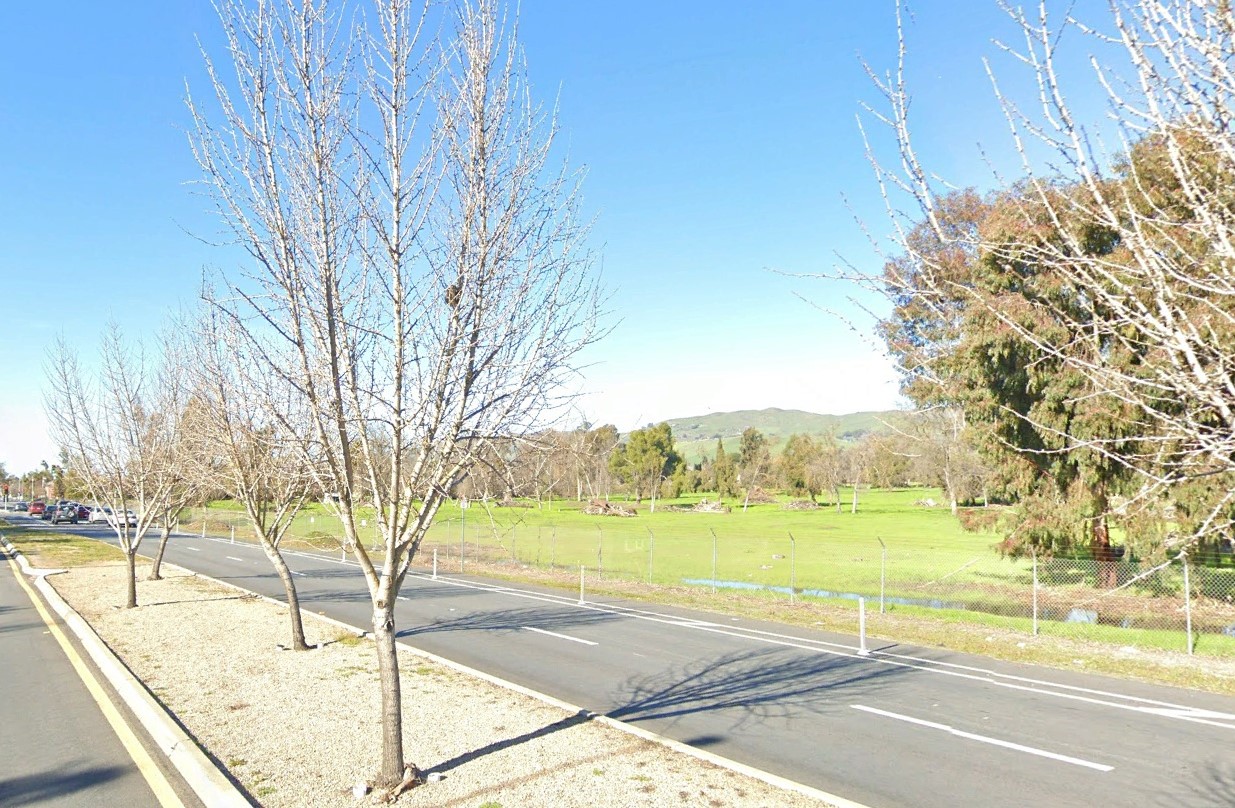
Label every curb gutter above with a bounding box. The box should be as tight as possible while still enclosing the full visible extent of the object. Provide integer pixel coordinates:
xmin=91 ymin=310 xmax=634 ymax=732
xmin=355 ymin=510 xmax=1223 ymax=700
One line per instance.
xmin=1 ymin=537 xmax=252 ymax=808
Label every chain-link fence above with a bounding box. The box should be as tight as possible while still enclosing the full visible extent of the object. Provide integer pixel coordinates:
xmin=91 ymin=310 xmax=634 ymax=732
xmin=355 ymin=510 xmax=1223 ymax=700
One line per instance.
xmin=180 ymin=508 xmax=1235 ymax=657
xmin=417 ymin=520 xmax=1235 ymax=657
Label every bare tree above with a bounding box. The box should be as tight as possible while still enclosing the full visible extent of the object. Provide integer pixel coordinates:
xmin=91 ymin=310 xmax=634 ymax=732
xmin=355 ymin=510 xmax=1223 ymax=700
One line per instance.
xmin=44 ymin=323 xmax=187 ymax=607
xmin=892 ymin=408 xmax=989 ymax=515
xmin=851 ymin=1 xmax=1235 ymax=549
xmin=189 ymin=0 xmax=600 ymax=794
xmin=183 ymin=302 xmax=318 ymax=649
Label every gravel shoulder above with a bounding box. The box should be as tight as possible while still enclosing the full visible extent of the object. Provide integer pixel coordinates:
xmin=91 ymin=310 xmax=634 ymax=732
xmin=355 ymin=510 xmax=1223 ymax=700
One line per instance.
xmin=46 ymin=562 xmax=838 ymax=808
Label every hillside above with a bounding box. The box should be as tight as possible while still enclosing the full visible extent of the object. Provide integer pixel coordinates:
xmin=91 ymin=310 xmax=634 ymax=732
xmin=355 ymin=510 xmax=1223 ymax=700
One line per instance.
xmin=662 ymin=408 xmax=906 ymax=464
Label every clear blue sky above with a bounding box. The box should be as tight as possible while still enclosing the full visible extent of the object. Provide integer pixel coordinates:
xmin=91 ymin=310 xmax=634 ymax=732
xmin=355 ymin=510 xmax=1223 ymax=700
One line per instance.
xmin=0 ymin=1 xmax=1069 ymax=475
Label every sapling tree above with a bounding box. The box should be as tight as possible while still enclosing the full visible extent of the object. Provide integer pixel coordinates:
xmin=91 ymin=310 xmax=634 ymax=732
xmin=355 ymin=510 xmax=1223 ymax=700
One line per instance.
xmin=44 ymin=323 xmax=188 ymax=607
xmin=189 ymin=0 xmax=600 ymax=794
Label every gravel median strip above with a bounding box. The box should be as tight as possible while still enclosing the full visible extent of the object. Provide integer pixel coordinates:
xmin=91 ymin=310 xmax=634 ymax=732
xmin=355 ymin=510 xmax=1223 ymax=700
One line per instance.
xmin=46 ymin=562 xmax=843 ymax=808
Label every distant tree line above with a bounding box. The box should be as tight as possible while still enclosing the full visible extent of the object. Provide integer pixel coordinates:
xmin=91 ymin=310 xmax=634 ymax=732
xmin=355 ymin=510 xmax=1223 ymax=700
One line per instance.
xmin=445 ymin=417 xmax=993 ymax=516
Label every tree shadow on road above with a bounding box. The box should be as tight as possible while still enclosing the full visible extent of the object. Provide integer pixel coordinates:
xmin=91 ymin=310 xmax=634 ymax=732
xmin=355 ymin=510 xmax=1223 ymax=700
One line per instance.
xmin=607 ymin=646 xmax=916 ymax=730
xmin=397 ymin=604 xmax=622 ymax=638
xmin=1147 ymin=758 xmax=1235 ymax=808
xmin=0 ymin=762 xmax=130 ymax=807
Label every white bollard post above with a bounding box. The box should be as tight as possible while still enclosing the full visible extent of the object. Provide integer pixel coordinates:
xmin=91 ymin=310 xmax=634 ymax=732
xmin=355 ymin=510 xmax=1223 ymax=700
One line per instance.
xmin=230 ymin=525 xmax=235 ymax=544
xmin=858 ymin=597 xmax=870 ymax=656
xmin=579 ymin=564 xmax=585 ymax=605
xmin=201 ymin=521 xmax=206 ymax=539
xmin=432 ymin=548 xmax=438 ymax=580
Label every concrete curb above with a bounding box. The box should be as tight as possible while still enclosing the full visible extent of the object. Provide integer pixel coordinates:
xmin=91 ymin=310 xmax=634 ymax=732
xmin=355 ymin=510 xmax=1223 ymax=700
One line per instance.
xmin=1 ymin=537 xmax=253 ymax=808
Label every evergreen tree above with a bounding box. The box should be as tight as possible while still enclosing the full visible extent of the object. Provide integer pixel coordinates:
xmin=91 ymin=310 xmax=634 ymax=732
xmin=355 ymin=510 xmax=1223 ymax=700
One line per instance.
xmin=712 ymin=437 xmax=737 ymax=499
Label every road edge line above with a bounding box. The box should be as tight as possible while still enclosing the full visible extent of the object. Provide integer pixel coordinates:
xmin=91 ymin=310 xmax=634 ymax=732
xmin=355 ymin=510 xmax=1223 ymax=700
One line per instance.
xmin=1 ymin=537 xmax=253 ymax=808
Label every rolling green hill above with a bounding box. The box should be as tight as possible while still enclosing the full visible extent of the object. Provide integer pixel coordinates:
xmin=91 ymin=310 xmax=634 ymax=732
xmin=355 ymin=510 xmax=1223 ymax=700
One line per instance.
xmin=659 ymin=408 xmax=907 ymax=464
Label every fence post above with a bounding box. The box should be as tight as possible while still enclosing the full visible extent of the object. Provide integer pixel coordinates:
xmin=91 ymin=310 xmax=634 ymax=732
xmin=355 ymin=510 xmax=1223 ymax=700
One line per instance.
xmin=877 ymin=536 xmax=887 ymax=614
xmin=579 ymin=564 xmax=585 ymax=605
xmin=710 ymin=528 xmax=718 ymax=594
xmin=858 ymin=597 xmax=870 ymax=656
xmin=432 ymin=547 xmax=438 ymax=580
xmin=647 ymin=527 xmax=655 ymax=584
xmin=1032 ymin=550 xmax=1039 ymax=637
xmin=788 ymin=532 xmax=796 ymax=603
xmin=551 ymin=527 xmax=557 ymax=568
xmin=597 ymin=526 xmax=603 ymax=579
xmin=1182 ymin=551 xmax=1194 ymax=655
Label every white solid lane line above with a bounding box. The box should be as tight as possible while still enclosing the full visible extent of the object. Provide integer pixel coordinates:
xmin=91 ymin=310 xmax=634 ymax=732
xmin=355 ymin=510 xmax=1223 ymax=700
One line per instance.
xmin=851 ymin=705 xmax=1114 ymax=772
xmin=225 ymin=556 xmax=244 ymax=562
xmin=523 ymin=626 xmax=598 ymax=646
xmin=186 ymin=547 xmax=200 ymax=551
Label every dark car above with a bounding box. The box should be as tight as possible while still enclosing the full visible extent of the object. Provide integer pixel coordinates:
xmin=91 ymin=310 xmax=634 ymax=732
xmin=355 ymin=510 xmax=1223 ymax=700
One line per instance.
xmin=49 ymin=505 xmax=79 ymax=525
xmin=28 ymin=501 xmax=46 ymax=516
xmin=75 ymin=503 xmax=90 ymax=520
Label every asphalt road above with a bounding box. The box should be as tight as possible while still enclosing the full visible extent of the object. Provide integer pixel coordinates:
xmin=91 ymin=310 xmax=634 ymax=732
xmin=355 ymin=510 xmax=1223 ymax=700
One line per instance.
xmin=24 ymin=515 xmax=1235 ymax=808
xmin=0 ymin=543 xmax=195 ymax=808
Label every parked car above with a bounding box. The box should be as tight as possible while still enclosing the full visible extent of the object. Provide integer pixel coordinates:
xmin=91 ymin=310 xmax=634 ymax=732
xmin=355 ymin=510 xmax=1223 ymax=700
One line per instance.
xmin=88 ymin=506 xmax=113 ymax=524
xmin=108 ymin=509 xmax=138 ymax=528
xmin=49 ymin=505 xmax=79 ymax=525
xmin=28 ymin=501 xmax=46 ymax=516
xmin=14 ymin=501 xmax=27 ymax=512
xmin=75 ymin=503 xmax=90 ymax=520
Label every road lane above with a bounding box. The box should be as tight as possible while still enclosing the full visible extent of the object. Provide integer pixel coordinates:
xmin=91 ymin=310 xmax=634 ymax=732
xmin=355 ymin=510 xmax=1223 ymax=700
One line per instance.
xmin=48 ymin=518 xmax=1235 ymax=808
xmin=0 ymin=545 xmax=188 ymax=808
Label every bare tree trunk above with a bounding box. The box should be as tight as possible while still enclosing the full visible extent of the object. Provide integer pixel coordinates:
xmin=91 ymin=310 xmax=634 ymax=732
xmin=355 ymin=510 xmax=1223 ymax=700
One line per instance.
xmin=124 ymin=549 xmax=138 ymax=608
xmin=1092 ymin=514 xmax=1117 ymax=589
xmin=148 ymin=523 xmax=172 ymax=581
xmin=265 ymin=546 xmax=310 ymax=650
xmin=372 ymin=597 xmax=416 ymax=791
xmin=944 ymin=464 xmax=959 ymax=516
xmin=851 ymin=483 xmax=860 ymax=514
